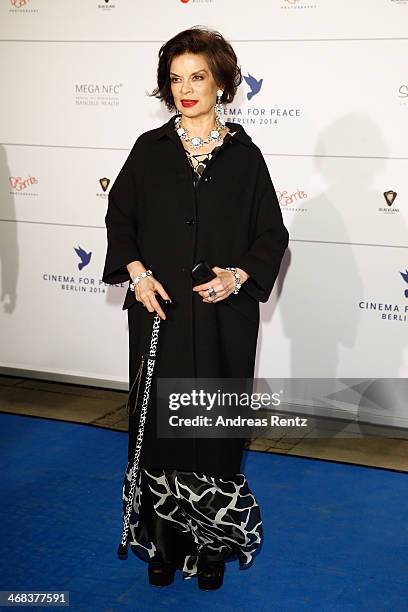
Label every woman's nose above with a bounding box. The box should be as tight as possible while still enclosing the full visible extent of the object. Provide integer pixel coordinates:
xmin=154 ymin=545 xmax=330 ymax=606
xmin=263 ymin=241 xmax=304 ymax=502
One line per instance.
xmin=180 ymin=81 xmax=192 ymax=95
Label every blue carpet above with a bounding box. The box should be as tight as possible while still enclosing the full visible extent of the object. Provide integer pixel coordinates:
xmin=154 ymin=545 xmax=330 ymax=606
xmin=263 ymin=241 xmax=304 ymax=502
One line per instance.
xmin=0 ymin=412 xmax=407 ymax=611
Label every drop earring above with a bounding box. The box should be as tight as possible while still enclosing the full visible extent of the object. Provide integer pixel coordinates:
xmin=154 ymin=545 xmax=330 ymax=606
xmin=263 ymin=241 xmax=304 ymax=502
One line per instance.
xmin=215 ymin=89 xmax=225 ymax=126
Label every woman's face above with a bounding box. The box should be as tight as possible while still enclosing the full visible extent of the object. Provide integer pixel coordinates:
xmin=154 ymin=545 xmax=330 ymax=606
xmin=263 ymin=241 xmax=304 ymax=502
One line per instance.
xmin=169 ymin=52 xmax=220 ymax=118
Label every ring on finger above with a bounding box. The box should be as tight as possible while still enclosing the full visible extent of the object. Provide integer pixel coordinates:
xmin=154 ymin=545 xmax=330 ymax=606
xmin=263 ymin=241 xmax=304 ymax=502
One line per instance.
xmin=207 ymin=286 xmax=216 ymax=298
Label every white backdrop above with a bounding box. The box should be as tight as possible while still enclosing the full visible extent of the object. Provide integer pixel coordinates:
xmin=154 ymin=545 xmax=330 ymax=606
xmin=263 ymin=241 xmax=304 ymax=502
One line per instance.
xmin=0 ymin=1 xmax=407 ymax=424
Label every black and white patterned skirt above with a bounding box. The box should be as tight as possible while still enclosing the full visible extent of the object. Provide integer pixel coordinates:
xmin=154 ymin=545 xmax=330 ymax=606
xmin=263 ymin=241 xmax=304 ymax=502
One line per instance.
xmin=122 ymin=463 xmax=263 ymax=579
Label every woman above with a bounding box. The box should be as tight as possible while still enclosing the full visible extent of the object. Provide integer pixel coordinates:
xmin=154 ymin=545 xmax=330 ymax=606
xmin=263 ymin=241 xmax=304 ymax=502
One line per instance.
xmin=102 ymin=26 xmax=289 ymax=590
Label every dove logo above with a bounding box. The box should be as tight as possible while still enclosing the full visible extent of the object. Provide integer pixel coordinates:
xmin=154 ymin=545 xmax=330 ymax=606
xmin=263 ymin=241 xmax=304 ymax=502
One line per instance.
xmin=10 ymin=0 xmax=29 ymax=7
xmin=226 ymin=68 xmax=300 ymax=125
xmin=400 ymin=270 xmax=408 ymax=298
xmin=243 ymin=73 xmax=263 ymax=101
xmin=358 ymin=270 xmax=408 ymax=323
xmin=74 ymin=246 xmax=92 ymax=271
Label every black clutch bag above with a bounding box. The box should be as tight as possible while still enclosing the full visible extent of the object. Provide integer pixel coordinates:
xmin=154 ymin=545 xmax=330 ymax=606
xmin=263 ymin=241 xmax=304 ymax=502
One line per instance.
xmin=191 ymin=259 xmax=217 ymax=284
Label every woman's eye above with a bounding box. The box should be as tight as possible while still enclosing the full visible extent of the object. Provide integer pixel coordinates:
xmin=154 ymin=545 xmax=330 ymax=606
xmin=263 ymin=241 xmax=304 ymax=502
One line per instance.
xmin=171 ymin=76 xmax=203 ymax=83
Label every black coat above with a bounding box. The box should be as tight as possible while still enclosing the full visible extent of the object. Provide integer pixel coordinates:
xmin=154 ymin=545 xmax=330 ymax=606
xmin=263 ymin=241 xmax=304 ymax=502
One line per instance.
xmin=102 ymin=114 xmax=289 ymax=477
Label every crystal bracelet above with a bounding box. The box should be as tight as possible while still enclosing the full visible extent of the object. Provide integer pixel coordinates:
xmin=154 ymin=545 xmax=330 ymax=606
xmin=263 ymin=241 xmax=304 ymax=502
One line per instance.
xmin=225 ymin=267 xmax=242 ymax=294
xmin=129 ymin=269 xmax=152 ymax=292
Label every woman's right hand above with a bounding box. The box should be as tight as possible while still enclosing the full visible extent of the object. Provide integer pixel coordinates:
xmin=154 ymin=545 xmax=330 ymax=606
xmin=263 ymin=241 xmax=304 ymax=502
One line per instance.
xmin=134 ymin=275 xmax=171 ymax=320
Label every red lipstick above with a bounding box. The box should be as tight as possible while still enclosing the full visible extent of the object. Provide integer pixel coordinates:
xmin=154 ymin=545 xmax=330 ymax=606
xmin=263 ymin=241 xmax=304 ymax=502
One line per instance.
xmin=181 ymin=100 xmax=198 ymax=107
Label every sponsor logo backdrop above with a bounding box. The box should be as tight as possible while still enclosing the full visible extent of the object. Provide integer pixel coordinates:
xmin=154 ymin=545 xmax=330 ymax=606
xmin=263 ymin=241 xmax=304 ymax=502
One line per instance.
xmin=0 ymin=1 xmax=407 ymax=425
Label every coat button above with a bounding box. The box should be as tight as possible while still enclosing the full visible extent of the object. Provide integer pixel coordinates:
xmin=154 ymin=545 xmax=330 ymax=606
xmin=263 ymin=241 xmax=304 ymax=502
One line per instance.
xmin=186 ymin=219 xmax=195 ymax=225
xmin=203 ymin=175 xmax=212 ymax=182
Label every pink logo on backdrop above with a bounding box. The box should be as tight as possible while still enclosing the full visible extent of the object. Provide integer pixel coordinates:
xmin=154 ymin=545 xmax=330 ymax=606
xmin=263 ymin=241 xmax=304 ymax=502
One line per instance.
xmin=9 ymin=175 xmax=38 ymax=191
xmin=277 ymin=188 xmax=308 ymax=207
xmin=10 ymin=0 xmax=29 ymax=7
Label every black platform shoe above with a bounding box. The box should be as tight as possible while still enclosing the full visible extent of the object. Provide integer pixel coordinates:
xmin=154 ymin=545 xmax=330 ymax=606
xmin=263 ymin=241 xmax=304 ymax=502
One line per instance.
xmin=197 ymin=558 xmax=226 ymax=591
xmin=148 ymin=559 xmax=177 ymax=587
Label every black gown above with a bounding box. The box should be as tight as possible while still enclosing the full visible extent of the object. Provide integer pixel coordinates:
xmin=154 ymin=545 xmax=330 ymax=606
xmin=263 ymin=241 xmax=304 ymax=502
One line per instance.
xmin=121 ymin=130 xmax=263 ymax=580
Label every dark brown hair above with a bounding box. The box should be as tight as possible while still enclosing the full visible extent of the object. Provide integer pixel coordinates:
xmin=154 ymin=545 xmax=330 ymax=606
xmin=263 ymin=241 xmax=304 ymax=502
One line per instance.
xmin=149 ymin=26 xmax=242 ymax=113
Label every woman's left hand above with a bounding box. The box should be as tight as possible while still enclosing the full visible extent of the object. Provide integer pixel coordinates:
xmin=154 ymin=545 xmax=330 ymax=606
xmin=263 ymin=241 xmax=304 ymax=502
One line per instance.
xmin=192 ymin=266 xmax=249 ymax=303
